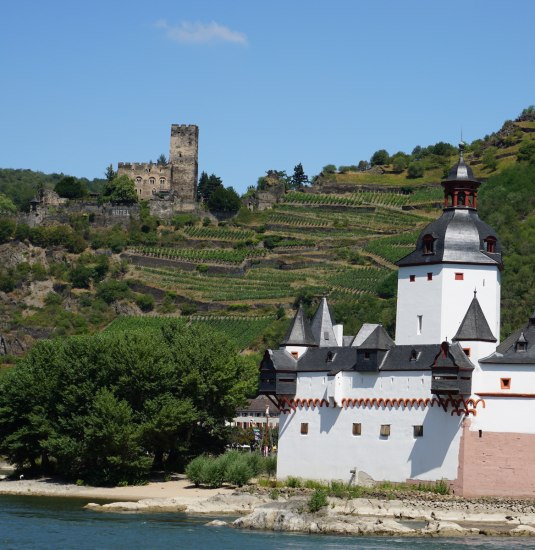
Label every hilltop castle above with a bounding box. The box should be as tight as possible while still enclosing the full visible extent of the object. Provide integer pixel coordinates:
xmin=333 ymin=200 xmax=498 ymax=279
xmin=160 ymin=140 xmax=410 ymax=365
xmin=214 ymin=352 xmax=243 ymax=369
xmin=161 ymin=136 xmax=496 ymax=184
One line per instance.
xmin=117 ymin=124 xmax=198 ymax=205
xmin=260 ymin=146 xmax=535 ymax=497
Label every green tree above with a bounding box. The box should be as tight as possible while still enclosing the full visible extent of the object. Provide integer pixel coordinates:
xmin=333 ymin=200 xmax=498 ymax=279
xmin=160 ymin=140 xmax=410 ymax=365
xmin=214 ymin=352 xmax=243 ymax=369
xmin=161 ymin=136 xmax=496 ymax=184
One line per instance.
xmin=370 ymin=149 xmax=390 ymax=166
xmin=105 ymin=164 xmax=116 ymax=182
xmin=518 ymin=140 xmax=535 ymax=163
xmin=207 ymin=186 xmax=241 ymax=214
xmin=290 ymin=163 xmax=309 ymax=189
xmin=197 ymin=172 xmax=223 ymax=202
xmin=0 ymin=193 xmax=17 ymax=213
xmin=101 ymin=175 xmax=138 ymax=204
xmin=322 ymin=164 xmax=337 ymax=174
xmin=482 ymin=147 xmax=498 ymax=171
xmin=407 ymin=162 xmax=425 ymax=179
xmin=0 ymin=323 xmax=256 ymax=482
xmin=157 ymin=154 xmax=168 ymax=166
xmin=54 ymin=176 xmax=88 ymax=199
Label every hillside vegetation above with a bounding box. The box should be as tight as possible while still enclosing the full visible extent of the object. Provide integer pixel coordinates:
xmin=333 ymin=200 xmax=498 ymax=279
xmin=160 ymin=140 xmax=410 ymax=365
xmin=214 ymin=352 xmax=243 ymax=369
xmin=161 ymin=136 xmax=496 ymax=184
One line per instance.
xmin=1 ymin=107 xmax=535 ymax=366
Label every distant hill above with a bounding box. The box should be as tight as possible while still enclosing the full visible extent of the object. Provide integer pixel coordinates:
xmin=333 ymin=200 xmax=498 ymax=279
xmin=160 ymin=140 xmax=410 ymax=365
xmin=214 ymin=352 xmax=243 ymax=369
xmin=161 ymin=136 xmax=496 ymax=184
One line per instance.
xmin=1 ymin=106 xmax=534 ymax=365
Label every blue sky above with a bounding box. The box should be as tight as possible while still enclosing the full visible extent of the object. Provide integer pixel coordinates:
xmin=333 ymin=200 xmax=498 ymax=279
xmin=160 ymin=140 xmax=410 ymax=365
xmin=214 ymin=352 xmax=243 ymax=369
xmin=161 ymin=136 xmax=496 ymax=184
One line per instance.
xmin=1 ymin=0 xmax=534 ymax=193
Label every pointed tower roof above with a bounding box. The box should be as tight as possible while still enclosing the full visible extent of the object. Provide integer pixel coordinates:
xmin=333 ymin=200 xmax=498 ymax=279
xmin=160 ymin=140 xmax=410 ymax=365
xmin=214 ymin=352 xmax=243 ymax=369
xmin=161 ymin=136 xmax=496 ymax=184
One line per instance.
xmin=396 ymin=144 xmax=503 ymax=270
xmin=453 ymin=292 xmax=497 ymax=342
xmin=282 ymin=305 xmax=316 ymax=347
xmin=311 ymin=297 xmax=337 ymax=347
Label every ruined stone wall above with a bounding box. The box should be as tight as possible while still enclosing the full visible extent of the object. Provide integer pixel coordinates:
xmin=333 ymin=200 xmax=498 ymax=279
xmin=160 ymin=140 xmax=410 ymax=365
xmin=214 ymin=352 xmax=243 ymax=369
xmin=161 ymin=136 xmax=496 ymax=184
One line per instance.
xmin=117 ymin=163 xmax=172 ymax=200
xmin=169 ymin=124 xmax=198 ymax=200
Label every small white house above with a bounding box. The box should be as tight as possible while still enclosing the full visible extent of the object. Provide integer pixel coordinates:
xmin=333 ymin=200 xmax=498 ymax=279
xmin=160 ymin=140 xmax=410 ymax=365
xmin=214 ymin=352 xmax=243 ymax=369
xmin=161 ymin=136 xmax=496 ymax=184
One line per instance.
xmin=260 ymin=148 xmax=535 ymax=497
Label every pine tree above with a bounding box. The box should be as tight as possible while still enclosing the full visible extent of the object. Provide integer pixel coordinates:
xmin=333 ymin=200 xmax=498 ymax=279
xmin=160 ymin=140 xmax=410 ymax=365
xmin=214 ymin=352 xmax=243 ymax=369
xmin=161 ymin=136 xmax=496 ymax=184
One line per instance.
xmin=290 ymin=163 xmax=309 ymax=189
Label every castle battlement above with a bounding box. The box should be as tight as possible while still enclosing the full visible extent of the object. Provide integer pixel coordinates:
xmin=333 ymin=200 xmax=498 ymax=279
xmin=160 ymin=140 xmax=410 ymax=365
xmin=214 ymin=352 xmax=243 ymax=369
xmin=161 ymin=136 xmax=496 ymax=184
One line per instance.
xmin=117 ymin=125 xmax=198 ymax=203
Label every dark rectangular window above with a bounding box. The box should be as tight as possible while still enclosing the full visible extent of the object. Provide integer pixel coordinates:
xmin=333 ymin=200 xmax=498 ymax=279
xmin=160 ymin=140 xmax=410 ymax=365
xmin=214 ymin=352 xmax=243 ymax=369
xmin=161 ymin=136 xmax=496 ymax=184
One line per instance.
xmin=300 ymin=422 xmax=309 ymax=435
xmin=463 ymin=348 xmax=471 ymax=357
xmin=364 ymin=351 xmax=371 ymax=360
xmin=500 ymin=378 xmax=511 ymax=390
xmin=455 ymin=272 xmax=464 ymax=281
xmin=427 ymin=273 xmax=433 ymax=281
xmin=409 ymin=275 xmax=416 ymax=282
xmin=380 ymin=424 xmax=390 ymax=437
xmin=413 ymin=425 xmax=424 ymax=437
xmin=352 ymin=423 xmax=362 ymax=436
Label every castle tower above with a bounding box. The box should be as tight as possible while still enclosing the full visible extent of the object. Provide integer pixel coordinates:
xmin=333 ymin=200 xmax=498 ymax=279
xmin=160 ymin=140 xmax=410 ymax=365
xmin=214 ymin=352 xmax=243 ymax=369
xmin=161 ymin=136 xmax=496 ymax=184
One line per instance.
xmin=394 ymin=144 xmax=503 ymax=346
xmin=169 ymin=124 xmax=199 ymax=200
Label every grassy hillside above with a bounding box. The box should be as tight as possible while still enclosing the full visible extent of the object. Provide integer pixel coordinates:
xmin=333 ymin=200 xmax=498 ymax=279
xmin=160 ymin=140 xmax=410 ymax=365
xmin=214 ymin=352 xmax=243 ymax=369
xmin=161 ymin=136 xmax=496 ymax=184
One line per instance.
xmin=1 ymin=109 xmax=535 ymax=365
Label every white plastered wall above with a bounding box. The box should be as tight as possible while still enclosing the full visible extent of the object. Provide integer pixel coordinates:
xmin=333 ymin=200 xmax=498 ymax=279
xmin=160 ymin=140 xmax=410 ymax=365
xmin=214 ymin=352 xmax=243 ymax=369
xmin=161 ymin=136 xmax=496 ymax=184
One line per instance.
xmin=277 ymin=370 xmax=463 ymax=482
xmin=396 ymin=264 xmax=500 ymax=346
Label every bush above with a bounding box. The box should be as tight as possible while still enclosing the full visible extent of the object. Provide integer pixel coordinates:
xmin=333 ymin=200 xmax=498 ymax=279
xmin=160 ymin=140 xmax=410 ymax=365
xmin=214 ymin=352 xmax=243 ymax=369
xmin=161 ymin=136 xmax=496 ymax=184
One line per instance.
xmin=185 ymin=455 xmax=210 ymax=487
xmin=135 ymin=293 xmax=154 ymax=312
xmin=407 ymin=162 xmax=424 ymax=179
xmin=286 ymin=476 xmax=302 ymax=488
xmin=263 ymin=455 xmax=277 ymax=478
xmin=307 ymin=489 xmax=328 ymax=512
xmin=96 ymin=280 xmax=130 ymax=304
xmin=225 ymin=456 xmax=253 ymax=487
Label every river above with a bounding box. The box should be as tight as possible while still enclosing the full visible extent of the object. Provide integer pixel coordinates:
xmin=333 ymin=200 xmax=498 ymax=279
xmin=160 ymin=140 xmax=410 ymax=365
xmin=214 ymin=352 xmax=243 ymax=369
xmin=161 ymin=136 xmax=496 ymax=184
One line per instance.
xmin=0 ymin=495 xmax=533 ymax=549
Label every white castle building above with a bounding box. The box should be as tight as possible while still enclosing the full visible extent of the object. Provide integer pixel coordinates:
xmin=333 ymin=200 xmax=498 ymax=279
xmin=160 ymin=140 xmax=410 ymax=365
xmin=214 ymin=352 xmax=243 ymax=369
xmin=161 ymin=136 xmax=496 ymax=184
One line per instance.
xmin=260 ymin=147 xmax=535 ymax=497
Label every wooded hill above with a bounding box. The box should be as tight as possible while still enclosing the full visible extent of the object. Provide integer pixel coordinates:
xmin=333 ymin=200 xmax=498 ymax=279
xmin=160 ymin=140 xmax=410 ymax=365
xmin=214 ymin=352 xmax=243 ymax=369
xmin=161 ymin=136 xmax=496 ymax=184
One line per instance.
xmin=1 ymin=108 xmax=535 ymax=366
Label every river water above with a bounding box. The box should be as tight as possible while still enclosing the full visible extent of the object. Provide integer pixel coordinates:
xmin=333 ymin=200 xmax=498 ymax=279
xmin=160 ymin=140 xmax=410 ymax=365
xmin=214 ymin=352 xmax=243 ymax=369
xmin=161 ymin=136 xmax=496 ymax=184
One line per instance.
xmin=0 ymin=495 xmax=533 ymax=549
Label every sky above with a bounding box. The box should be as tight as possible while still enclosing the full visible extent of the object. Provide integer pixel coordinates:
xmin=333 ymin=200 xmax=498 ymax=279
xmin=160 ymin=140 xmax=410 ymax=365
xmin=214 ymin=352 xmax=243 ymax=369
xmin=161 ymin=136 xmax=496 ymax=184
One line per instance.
xmin=1 ymin=0 xmax=534 ymax=193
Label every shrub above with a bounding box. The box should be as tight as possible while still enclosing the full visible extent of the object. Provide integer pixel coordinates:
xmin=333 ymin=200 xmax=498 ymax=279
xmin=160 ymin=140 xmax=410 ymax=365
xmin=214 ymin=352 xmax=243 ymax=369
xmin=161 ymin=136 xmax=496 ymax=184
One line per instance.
xmin=307 ymin=489 xmax=328 ymax=512
xmin=96 ymin=280 xmax=130 ymax=304
xmin=135 ymin=293 xmax=155 ymax=312
xmin=225 ymin=457 xmax=253 ymax=487
xmin=203 ymin=458 xmax=226 ymax=488
xmin=407 ymin=162 xmax=424 ymax=178
xmin=185 ymin=455 xmax=210 ymax=487
xmin=286 ymin=476 xmax=302 ymax=488
xmin=263 ymin=455 xmax=277 ymax=478
xmin=180 ymin=303 xmax=197 ymax=316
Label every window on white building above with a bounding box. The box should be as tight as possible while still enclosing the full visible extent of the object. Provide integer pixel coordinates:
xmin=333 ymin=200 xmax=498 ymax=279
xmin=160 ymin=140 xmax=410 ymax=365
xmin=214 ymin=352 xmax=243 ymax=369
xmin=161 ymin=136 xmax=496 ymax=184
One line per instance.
xmin=380 ymin=424 xmax=390 ymax=437
xmin=500 ymin=378 xmax=511 ymax=390
xmin=413 ymin=425 xmax=424 ymax=437
xmin=352 ymin=423 xmax=361 ymax=436
xmin=417 ymin=315 xmax=423 ymax=335
xmin=300 ymin=423 xmax=309 ymax=435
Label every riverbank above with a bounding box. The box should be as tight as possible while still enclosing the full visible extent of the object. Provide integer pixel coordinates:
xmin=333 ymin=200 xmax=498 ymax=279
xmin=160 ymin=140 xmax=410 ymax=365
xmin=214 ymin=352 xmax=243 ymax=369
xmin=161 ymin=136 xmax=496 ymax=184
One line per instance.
xmin=3 ymin=476 xmax=535 ymax=536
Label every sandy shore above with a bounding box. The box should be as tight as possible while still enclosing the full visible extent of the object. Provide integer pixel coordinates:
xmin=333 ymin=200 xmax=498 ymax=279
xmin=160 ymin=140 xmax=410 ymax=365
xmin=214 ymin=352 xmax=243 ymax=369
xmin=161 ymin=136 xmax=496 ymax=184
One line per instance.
xmin=0 ymin=476 xmax=234 ymax=503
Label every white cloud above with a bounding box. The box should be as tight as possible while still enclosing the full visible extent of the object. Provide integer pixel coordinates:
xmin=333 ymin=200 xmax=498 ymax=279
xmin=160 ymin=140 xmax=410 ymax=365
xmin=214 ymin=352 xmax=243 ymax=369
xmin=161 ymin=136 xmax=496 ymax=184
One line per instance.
xmin=154 ymin=20 xmax=247 ymax=45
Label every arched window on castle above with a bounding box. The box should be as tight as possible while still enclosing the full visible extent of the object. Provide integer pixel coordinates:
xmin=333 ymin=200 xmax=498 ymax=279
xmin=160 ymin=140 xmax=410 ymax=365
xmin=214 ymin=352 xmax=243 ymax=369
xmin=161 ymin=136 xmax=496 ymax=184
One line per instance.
xmin=149 ymin=177 xmax=155 ymax=186
xmin=136 ymin=177 xmax=142 ymax=185
xmin=484 ymin=236 xmax=497 ymax=253
xmin=160 ymin=178 xmax=166 ymax=189
xmin=422 ymin=234 xmax=435 ymax=255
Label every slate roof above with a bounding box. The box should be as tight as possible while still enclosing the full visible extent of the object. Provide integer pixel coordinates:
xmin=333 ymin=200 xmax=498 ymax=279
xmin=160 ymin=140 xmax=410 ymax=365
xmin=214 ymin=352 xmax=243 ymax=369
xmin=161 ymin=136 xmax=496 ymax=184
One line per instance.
xmin=296 ymin=347 xmax=357 ymax=372
xmin=282 ymin=305 xmax=317 ymax=347
xmin=453 ymin=294 xmax=497 ymax=342
xmin=240 ymin=395 xmax=279 ymax=415
xmin=433 ymin=341 xmax=475 ymax=371
xmin=481 ymin=311 xmax=535 ymax=365
xmin=359 ymin=325 xmax=395 ymax=350
xmin=396 ymin=208 xmax=503 ymax=269
xmin=351 ymin=323 xmax=380 ymax=347
xmin=311 ymin=297 xmax=337 ymax=347
xmin=445 ymin=152 xmax=477 ymax=182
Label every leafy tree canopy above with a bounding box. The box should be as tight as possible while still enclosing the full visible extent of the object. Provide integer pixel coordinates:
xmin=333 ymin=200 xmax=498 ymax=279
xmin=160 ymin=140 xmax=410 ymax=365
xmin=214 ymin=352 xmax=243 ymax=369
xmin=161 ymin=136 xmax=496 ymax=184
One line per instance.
xmin=289 ymin=163 xmax=309 ymax=189
xmin=370 ymin=149 xmax=390 ymax=166
xmin=0 ymin=322 xmax=257 ymax=484
xmin=197 ymin=172 xmax=223 ymax=202
xmin=207 ymin=186 xmax=241 ymax=213
xmin=54 ymin=176 xmax=88 ymax=199
xmin=0 ymin=192 xmax=17 ymax=213
xmin=101 ymin=175 xmax=138 ymax=205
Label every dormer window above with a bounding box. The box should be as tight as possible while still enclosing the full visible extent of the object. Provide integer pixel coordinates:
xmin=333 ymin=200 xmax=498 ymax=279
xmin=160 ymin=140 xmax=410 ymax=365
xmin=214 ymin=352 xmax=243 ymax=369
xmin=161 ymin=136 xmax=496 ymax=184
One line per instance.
xmin=515 ymin=332 xmax=528 ymax=353
xmin=484 ymin=236 xmax=497 ymax=254
xmin=409 ymin=349 xmax=419 ymax=361
xmin=422 ymin=234 xmax=435 ymax=255
xmin=326 ymin=351 xmax=335 ymax=363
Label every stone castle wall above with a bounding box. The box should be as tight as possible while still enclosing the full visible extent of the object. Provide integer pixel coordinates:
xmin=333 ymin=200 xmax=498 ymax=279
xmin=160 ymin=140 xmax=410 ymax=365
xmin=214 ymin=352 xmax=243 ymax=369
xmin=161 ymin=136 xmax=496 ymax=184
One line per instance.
xmin=117 ymin=124 xmax=198 ymax=203
xmin=117 ymin=163 xmax=172 ymax=200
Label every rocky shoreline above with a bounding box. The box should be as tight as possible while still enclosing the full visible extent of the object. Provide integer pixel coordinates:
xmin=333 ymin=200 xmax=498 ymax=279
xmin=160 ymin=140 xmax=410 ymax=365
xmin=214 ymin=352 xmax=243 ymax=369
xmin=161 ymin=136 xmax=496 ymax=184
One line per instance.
xmin=85 ymin=490 xmax=535 ymax=537
xmin=4 ymin=475 xmax=535 ymax=537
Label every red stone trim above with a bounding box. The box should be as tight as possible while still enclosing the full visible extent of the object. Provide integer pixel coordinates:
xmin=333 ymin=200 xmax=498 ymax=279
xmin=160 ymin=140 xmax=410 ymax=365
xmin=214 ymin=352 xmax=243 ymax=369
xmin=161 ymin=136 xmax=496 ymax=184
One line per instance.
xmin=277 ymin=396 xmax=485 ymax=416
